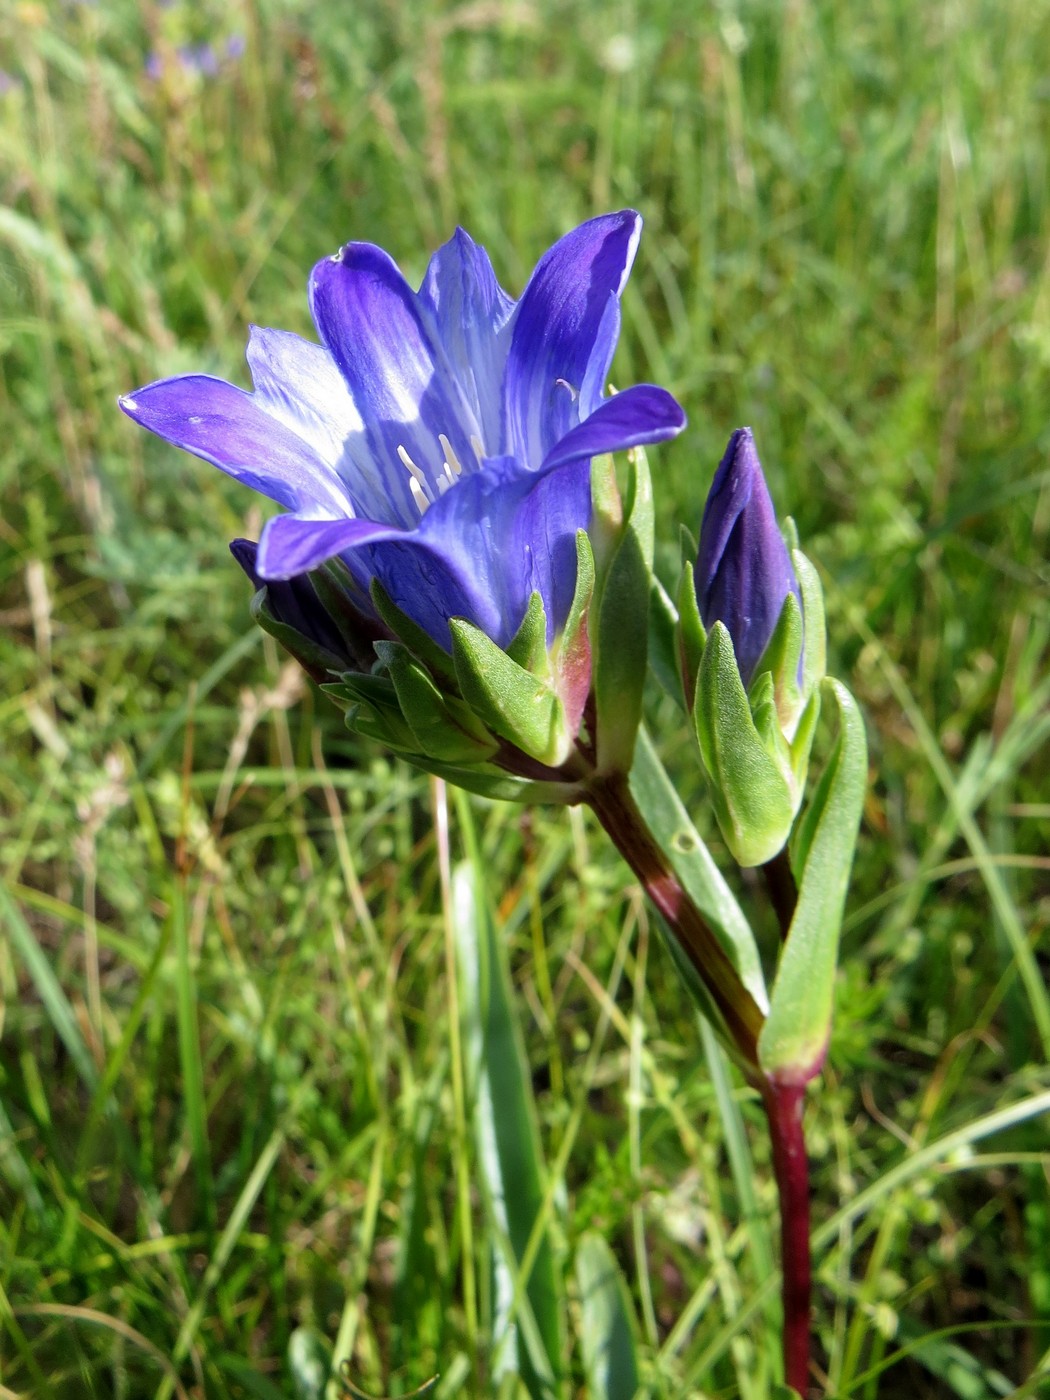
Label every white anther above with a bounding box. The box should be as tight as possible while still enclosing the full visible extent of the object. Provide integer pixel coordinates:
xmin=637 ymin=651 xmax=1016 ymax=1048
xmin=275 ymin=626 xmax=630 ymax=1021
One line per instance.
xmin=409 ymin=477 xmax=430 ymax=515
xmin=555 ymin=378 xmax=578 ymax=401
xmin=397 ymin=444 xmax=430 ymax=490
xmin=470 ymin=434 xmax=485 ymax=461
xmin=438 ymin=433 xmax=463 ymax=479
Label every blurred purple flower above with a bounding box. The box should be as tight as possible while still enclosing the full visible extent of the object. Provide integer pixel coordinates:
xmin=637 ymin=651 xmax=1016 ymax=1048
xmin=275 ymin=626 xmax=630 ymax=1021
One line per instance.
xmin=145 ymin=35 xmax=244 ymax=82
xmin=695 ymin=427 xmax=799 ymax=687
xmin=121 ymin=212 xmax=685 ymax=651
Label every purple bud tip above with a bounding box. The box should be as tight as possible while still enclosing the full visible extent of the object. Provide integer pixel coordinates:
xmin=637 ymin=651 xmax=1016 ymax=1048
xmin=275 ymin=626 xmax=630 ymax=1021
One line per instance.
xmin=695 ymin=427 xmax=799 ymax=688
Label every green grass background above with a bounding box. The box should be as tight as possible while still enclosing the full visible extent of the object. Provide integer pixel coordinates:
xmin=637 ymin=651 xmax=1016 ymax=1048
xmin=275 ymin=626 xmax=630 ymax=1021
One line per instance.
xmin=1 ymin=0 xmax=1049 ymax=1396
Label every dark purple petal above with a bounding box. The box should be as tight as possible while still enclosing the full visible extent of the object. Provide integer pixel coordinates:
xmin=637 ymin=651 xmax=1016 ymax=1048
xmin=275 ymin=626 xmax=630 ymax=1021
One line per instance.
xmin=418 ymin=227 xmax=515 ymax=455
xmin=504 ymin=210 xmax=641 ymax=466
xmin=119 ymin=375 xmax=351 ymax=514
xmin=695 ymin=428 xmax=800 ymax=687
xmin=230 ymin=537 xmax=350 ymax=661
xmin=308 ymin=243 xmax=481 ymax=527
xmin=539 ymin=384 xmax=686 ymax=471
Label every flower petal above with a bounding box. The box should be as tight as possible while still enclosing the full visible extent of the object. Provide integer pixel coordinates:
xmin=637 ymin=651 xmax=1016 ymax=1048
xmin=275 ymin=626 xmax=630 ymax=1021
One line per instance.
xmin=360 ymin=455 xmax=591 ymax=650
xmin=504 ymin=210 xmax=642 ymax=466
xmin=696 ymin=428 xmax=800 ymax=687
xmin=230 ymin=537 xmax=354 ymax=665
xmin=308 ymin=243 xmax=481 ymax=527
xmin=418 ymin=227 xmax=515 ymax=455
xmin=119 ymin=375 xmax=351 ymax=514
xmin=539 ymin=384 xmax=686 ymax=471
xmin=256 ymin=513 xmax=403 ymax=579
xmin=246 ymin=326 xmax=364 ymax=468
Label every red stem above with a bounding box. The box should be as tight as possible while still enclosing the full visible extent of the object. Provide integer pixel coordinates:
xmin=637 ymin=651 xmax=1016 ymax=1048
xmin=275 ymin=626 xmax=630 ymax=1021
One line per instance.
xmin=762 ymin=1079 xmax=812 ymax=1395
xmin=586 ymin=770 xmax=813 ymax=1391
xmin=587 ymin=773 xmax=765 ymax=1068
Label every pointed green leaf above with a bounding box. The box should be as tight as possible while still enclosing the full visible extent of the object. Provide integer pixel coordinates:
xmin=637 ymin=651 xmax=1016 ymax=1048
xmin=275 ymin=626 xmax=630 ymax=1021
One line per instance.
xmin=592 ymin=447 xmax=654 ymax=775
xmin=311 ymin=557 xmax=382 ymax=668
xmin=370 ymin=577 xmax=458 ymax=684
xmin=575 ymin=1233 xmax=641 ymax=1400
xmin=377 ymin=640 xmax=498 ymax=763
xmin=675 ymin=560 xmax=706 ymax=710
xmin=792 ymin=548 xmax=826 ymax=699
xmin=629 ymin=726 xmax=768 ymax=1016
xmin=552 ymin=531 xmax=595 ymax=735
xmin=758 ymin=679 xmax=868 ymax=1080
xmin=449 ymin=618 xmax=568 ymax=766
xmin=453 ymin=821 xmax=564 ymax=1397
xmin=751 ymin=590 xmax=805 ymax=732
xmin=748 ymin=670 xmax=787 ymax=760
xmin=789 ymin=687 xmax=821 ymax=792
xmin=694 ymin=623 xmax=795 ymax=867
xmin=249 ymin=587 xmax=344 ymax=680
xmin=506 ymin=591 xmax=550 ymax=678
xmin=407 ymin=755 xmax=584 ymax=806
xmin=648 ymin=574 xmax=684 ymax=708
xmin=344 ymin=701 xmax=420 ymax=753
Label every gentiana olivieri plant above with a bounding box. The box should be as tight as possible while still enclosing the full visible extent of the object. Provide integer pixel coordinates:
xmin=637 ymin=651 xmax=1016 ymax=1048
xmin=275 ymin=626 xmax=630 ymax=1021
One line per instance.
xmin=122 ymin=214 xmax=866 ymax=1398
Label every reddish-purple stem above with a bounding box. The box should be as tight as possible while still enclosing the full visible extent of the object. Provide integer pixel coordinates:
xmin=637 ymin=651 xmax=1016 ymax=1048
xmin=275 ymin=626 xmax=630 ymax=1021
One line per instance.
xmin=585 ymin=770 xmax=813 ymax=1392
xmin=763 ymin=1078 xmax=812 ymax=1395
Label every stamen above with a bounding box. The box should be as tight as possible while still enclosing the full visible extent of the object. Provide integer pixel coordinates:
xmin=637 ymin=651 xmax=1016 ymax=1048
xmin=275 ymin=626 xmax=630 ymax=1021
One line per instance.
xmin=555 ymin=378 xmax=578 ymax=401
xmin=470 ymin=434 xmax=484 ymax=461
xmin=398 ymin=443 xmax=434 ymax=516
xmin=441 ymin=460 xmax=457 ymax=489
xmin=438 ymin=433 xmax=464 ymax=479
xmin=408 ymin=477 xmax=430 ymax=515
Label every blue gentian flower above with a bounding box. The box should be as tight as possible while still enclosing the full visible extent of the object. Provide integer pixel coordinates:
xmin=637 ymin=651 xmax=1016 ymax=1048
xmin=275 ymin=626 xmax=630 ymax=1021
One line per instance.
xmin=120 ymin=211 xmax=684 ymax=653
xmin=695 ymin=427 xmax=800 ymax=688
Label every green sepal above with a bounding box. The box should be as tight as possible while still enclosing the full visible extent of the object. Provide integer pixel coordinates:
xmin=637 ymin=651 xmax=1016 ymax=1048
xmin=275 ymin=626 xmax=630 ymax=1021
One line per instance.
xmin=369 ymin=578 xmax=458 ymax=685
xmin=408 ymin=754 xmax=585 ymax=806
xmin=449 ymin=618 xmax=570 ymax=766
xmin=789 ymin=686 xmax=821 ymax=792
xmin=678 ymin=522 xmax=698 ymax=566
xmin=324 ymin=671 xmax=420 ymax=751
xmin=249 ymin=587 xmax=344 ymax=681
xmin=751 ymin=591 xmax=805 ymax=736
xmin=325 ymin=669 xmax=398 ymax=710
xmin=675 ymin=560 xmax=707 ymax=711
xmin=793 ymin=547 xmax=827 ymax=701
xmin=344 ymin=700 xmax=421 ymax=753
xmin=310 ymin=557 xmax=382 ymax=670
xmin=748 ymin=671 xmax=789 ymax=762
xmin=375 ymin=640 xmax=499 ymax=764
xmin=591 ymin=446 xmax=654 ymax=776
xmin=588 ymin=453 xmax=622 ymax=575
xmin=758 ymin=678 xmax=868 ymax=1081
xmin=694 ymin=622 xmax=795 ymax=868
xmin=506 ymin=590 xmax=550 ymax=680
xmin=551 ymin=530 xmax=595 ymax=734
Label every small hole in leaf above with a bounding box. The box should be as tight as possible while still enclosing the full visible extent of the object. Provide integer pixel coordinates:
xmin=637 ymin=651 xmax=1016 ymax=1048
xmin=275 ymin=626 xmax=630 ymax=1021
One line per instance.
xmin=672 ymin=830 xmax=696 ymax=854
